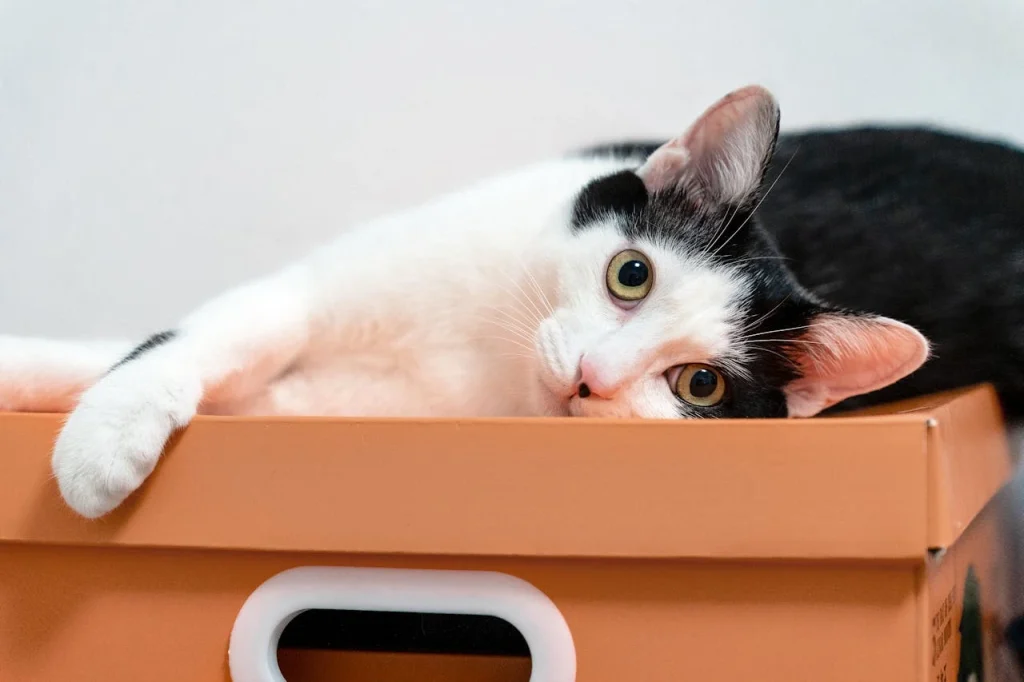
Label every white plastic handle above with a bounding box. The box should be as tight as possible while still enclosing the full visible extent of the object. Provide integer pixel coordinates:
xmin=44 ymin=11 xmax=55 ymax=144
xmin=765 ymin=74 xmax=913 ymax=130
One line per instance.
xmin=228 ymin=566 xmax=576 ymax=682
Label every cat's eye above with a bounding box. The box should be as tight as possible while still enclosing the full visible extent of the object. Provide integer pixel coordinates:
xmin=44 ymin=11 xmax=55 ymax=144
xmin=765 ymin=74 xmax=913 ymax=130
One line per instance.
xmin=606 ymin=249 xmax=654 ymax=303
xmin=669 ymin=364 xmax=727 ymax=407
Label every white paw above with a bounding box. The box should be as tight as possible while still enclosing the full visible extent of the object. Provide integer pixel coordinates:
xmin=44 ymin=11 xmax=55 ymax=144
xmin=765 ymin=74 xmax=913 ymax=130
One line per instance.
xmin=52 ymin=366 xmax=202 ymax=518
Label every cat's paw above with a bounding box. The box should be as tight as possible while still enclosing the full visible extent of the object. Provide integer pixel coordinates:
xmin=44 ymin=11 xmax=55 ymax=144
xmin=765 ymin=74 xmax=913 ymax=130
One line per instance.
xmin=52 ymin=366 xmax=202 ymax=518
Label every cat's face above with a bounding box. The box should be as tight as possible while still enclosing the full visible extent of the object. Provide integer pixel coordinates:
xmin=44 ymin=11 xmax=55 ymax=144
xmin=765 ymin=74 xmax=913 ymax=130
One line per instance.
xmin=534 ymin=86 xmax=930 ymax=419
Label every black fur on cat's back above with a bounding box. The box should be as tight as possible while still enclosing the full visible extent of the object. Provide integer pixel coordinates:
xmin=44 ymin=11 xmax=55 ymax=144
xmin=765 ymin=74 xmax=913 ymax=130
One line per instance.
xmin=583 ymin=127 xmax=1024 ymax=417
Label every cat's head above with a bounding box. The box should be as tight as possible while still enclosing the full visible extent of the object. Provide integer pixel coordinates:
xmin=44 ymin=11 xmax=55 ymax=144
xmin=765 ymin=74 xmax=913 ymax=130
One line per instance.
xmin=535 ymin=85 xmax=930 ymax=419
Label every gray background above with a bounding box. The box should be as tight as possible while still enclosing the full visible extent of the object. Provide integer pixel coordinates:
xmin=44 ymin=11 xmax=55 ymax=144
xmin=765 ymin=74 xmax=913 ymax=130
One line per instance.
xmin=2 ymin=0 xmax=1023 ymax=337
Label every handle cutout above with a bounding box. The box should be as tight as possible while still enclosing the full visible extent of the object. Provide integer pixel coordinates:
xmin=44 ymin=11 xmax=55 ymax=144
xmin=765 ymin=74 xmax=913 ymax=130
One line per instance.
xmin=279 ymin=609 xmax=530 ymax=656
xmin=229 ymin=566 xmax=575 ymax=682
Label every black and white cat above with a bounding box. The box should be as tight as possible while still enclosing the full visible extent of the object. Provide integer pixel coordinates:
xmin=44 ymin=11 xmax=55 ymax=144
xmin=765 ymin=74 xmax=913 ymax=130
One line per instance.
xmin=1 ymin=85 xmax=1021 ymax=522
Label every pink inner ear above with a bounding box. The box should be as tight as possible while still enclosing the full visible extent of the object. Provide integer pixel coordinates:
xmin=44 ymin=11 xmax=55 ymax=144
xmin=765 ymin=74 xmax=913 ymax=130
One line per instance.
xmin=636 ymin=85 xmax=778 ymax=200
xmin=784 ymin=314 xmax=931 ymax=418
xmin=634 ymin=140 xmax=690 ymax=196
xmin=680 ymin=86 xmax=772 ymax=161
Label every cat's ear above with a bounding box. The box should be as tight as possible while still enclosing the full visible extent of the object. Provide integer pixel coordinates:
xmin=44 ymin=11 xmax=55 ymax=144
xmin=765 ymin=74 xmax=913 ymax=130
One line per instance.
xmin=784 ymin=312 xmax=931 ymax=417
xmin=636 ymin=85 xmax=780 ymax=205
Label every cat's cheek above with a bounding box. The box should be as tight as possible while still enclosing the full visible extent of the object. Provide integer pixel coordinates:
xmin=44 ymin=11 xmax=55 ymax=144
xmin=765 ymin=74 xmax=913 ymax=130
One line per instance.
xmin=532 ymin=378 xmax=571 ymax=417
xmin=569 ymin=379 xmax=680 ymax=419
xmin=623 ymin=381 xmax=684 ymax=419
xmin=534 ymin=316 xmax=581 ymax=397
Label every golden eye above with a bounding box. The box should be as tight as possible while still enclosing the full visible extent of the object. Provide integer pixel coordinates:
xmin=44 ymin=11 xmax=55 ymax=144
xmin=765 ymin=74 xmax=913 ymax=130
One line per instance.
xmin=606 ymin=249 xmax=654 ymax=302
xmin=672 ymin=364 xmax=727 ymax=407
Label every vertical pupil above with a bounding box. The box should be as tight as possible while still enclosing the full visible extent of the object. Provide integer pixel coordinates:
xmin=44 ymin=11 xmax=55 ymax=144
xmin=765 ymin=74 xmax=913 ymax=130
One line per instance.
xmin=689 ymin=369 xmax=718 ymax=398
xmin=618 ymin=261 xmax=649 ymax=288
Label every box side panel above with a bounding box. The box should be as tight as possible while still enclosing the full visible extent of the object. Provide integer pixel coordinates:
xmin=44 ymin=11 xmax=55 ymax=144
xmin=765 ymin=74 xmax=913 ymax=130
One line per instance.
xmin=0 ymin=413 xmax=929 ymax=559
xmin=927 ymin=545 xmax=959 ymax=682
xmin=925 ymin=385 xmax=1012 ymax=550
xmin=926 ymin=490 xmax=1022 ymax=682
xmin=0 ymin=544 xmax=919 ymax=682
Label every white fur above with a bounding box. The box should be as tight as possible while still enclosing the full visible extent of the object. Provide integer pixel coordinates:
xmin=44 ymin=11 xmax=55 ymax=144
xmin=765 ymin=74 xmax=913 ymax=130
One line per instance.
xmin=1 ymin=151 xmax=758 ymax=517
xmin=0 ymin=336 xmax=132 ymax=412
xmin=534 ymin=219 xmax=751 ymax=419
xmin=0 ymin=86 xmax=928 ymax=518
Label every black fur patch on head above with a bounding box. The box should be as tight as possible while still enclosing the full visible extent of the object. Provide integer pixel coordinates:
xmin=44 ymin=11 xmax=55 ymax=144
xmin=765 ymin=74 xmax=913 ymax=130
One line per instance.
xmin=721 ymin=290 xmax=821 ymax=419
xmin=620 ymin=189 xmax=761 ymax=262
xmin=576 ymin=140 xmax=662 ymax=160
xmin=571 ymin=141 xmax=766 ymax=262
xmin=575 ymin=124 xmax=1024 ymax=420
xmin=110 ymin=330 xmax=177 ymax=371
xmin=574 ymin=175 xmax=824 ymax=418
xmin=571 ymin=170 xmax=649 ymax=230
xmin=569 ymin=151 xmax=825 ymax=419
xmin=661 ymin=253 xmax=822 ymax=420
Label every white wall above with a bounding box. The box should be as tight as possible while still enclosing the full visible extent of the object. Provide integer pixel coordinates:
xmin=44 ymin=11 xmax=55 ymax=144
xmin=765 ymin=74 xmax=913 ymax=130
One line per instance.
xmin=2 ymin=0 xmax=1023 ymax=337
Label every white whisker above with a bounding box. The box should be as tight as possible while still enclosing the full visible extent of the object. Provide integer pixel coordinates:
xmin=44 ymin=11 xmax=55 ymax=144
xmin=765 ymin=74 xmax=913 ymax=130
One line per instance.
xmin=748 ymin=346 xmax=797 ymax=366
xmin=524 ymin=268 xmax=554 ymax=316
xmin=488 ymin=269 xmax=543 ymax=327
xmin=738 ymin=295 xmax=792 ymax=334
xmin=730 ymin=255 xmax=790 ymax=266
xmin=707 ymin=147 xmax=798 ymax=260
xmin=701 ymin=199 xmax=745 ymax=261
xmin=500 ymin=267 xmax=547 ymax=326
xmin=469 ymin=333 xmax=535 ymax=353
xmin=468 ymin=311 xmax=538 ymax=348
xmin=743 ymin=338 xmax=827 ymax=347
xmin=488 ymin=320 xmax=536 ymax=346
xmin=744 ymin=324 xmax=814 ymax=339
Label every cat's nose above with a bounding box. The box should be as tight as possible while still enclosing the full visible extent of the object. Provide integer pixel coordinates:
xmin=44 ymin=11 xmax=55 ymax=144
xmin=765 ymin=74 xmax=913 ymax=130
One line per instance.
xmin=577 ymin=356 xmax=616 ymax=398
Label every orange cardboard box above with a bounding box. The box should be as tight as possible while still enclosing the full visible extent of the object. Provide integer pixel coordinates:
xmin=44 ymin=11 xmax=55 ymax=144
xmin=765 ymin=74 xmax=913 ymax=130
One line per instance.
xmin=0 ymin=384 xmax=1018 ymax=681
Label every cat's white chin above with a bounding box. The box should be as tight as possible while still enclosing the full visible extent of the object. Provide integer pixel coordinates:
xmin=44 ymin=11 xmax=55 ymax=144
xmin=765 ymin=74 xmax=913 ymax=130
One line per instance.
xmin=529 ymin=376 xmax=573 ymax=417
xmin=567 ymin=397 xmax=583 ymax=417
xmin=541 ymin=392 xmax=572 ymax=417
xmin=549 ymin=402 xmax=572 ymax=417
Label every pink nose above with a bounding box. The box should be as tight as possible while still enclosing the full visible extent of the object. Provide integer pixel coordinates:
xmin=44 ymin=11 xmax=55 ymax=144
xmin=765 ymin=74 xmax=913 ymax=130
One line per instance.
xmin=578 ymin=356 xmax=616 ymax=398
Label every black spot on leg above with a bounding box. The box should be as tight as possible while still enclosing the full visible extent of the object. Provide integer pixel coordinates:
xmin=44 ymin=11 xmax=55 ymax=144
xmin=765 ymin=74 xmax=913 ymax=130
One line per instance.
xmin=109 ymin=330 xmax=177 ymax=372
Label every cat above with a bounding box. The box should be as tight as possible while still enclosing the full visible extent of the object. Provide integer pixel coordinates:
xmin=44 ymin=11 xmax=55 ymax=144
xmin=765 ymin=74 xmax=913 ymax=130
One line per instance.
xmin=1 ymin=84 xmax=1021 ymax=526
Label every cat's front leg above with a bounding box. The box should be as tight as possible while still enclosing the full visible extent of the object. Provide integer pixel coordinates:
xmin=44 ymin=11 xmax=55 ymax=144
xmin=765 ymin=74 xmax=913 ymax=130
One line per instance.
xmin=0 ymin=337 xmax=134 ymax=412
xmin=53 ymin=266 xmax=313 ymax=518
